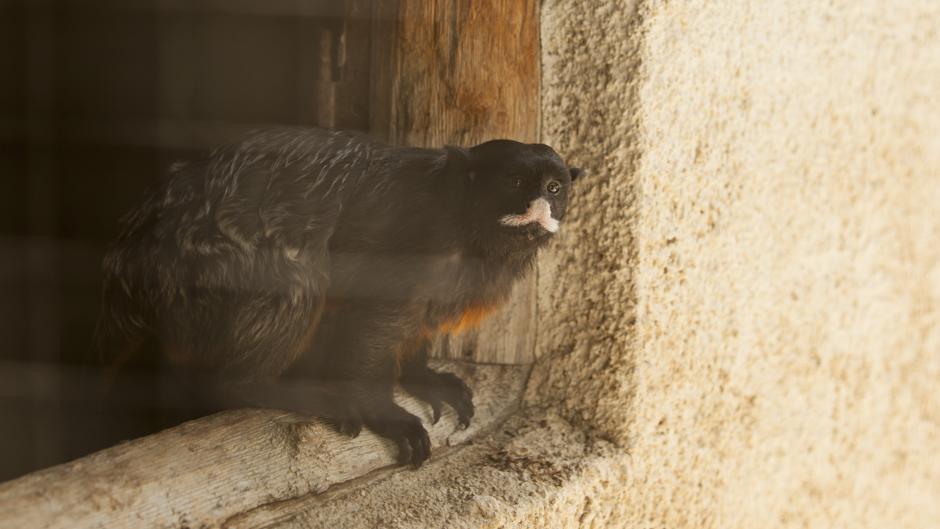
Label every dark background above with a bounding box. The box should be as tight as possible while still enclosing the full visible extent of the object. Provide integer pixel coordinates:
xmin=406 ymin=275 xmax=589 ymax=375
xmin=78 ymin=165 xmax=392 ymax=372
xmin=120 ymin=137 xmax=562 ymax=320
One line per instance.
xmin=0 ymin=0 xmax=375 ymax=481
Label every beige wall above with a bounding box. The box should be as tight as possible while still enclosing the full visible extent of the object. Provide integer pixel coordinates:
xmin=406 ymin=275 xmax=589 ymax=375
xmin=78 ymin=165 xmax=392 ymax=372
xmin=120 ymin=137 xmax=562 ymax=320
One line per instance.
xmin=532 ymin=0 xmax=940 ymax=526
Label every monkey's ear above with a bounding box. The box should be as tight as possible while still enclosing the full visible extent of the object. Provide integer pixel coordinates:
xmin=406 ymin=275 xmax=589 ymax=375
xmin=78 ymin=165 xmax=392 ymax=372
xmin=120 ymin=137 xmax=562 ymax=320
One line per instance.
xmin=569 ymin=167 xmax=583 ymax=181
xmin=444 ymin=146 xmax=475 ymax=181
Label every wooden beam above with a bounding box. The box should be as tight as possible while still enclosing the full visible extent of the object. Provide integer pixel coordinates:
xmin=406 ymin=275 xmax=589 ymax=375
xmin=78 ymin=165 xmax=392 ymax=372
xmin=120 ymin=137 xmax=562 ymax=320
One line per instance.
xmin=0 ymin=361 xmax=528 ymax=529
xmin=370 ymin=0 xmax=541 ymax=364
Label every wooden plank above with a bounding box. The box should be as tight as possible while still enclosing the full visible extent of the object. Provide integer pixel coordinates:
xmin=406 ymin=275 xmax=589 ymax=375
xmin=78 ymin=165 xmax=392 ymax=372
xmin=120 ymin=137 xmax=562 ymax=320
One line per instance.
xmin=373 ymin=0 xmax=541 ymax=146
xmin=370 ymin=0 xmax=541 ymax=364
xmin=308 ymin=0 xmax=372 ymax=130
xmin=367 ymin=0 xmax=400 ymax=142
xmin=0 ymin=361 xmax=528 ymax=529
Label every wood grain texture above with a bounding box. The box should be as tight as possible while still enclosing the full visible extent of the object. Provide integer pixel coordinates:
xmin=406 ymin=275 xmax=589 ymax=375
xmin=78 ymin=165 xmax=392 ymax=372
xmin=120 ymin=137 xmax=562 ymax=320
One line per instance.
xmin=0 ymin=361 xmax=528 ymax=529
xmin=370 ymin=0 xmax=541 ymax=364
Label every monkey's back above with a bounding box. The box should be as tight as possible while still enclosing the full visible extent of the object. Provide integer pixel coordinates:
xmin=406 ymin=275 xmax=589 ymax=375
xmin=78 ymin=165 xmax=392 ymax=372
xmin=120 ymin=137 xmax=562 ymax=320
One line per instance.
xmin=98 ymin=128 xmax=386 ymax=376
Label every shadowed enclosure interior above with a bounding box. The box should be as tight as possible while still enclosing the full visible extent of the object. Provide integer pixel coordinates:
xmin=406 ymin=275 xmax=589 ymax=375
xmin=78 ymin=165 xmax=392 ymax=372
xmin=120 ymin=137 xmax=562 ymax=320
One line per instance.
xmin=0 ymin=0 xmax=539 ymax=481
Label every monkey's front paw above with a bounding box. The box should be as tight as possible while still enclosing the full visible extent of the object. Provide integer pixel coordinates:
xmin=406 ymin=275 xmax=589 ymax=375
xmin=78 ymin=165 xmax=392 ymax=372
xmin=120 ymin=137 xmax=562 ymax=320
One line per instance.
xmin=402 ymin=370 xmax=475 ymax=429
xmin=364 ymin=405 xmax=432 ymax=467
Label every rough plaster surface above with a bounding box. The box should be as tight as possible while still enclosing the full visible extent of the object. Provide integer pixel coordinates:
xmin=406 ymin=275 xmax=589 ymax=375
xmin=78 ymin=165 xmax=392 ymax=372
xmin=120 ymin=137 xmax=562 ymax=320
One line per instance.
xmin=528 ymin=0 xmax=641 ymax=443
xmin=528 ymin=0 xmax=940 ymax=527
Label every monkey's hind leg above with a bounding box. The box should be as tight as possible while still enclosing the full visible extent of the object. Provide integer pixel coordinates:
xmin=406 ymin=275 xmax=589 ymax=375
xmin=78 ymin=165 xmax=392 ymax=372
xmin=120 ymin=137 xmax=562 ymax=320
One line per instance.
xmin=189 ymin=375 xmax=364 ymax=435
xmin=321 ymin=304 xmax=433 ymax=466
xmin=399 ymin=340 xmax=475 ymax=428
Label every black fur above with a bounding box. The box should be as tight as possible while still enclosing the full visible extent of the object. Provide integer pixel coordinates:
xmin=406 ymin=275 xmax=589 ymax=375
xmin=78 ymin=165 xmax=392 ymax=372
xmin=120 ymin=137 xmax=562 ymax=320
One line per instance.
xmin=97 ymin=127 xmax=582 ymax=466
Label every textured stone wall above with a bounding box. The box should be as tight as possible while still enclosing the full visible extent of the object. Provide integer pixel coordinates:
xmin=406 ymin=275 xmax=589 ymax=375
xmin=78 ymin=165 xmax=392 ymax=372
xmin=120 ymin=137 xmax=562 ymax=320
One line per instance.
xmin=530 ymin=0 xmax=940 ymax=526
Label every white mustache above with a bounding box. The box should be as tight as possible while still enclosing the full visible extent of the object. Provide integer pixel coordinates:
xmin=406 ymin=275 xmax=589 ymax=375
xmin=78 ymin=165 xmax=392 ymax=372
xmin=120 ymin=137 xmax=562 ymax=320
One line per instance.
xmin=498 ymin=198 xmax=560 ymax=233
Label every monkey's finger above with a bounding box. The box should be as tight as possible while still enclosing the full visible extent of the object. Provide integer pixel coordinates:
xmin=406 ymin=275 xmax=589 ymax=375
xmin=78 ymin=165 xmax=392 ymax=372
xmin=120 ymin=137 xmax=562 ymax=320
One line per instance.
xmin=438 ymin=371 xmax=473 ymax=401
xmin=456 ymin=412 xmax=471 ymax=430
xmin=460 ymin=379 xmax=474 ymax=400
xmin=433 ymin=372 xmax=474 ymax=428
xmin=430 ymin=400 xmax=443 ymax=424
xmin=410 ymin=427 xmax=432 ymax=467
xmin=323 ymin=415 xmax=361 ymax=438
xmin=395 ymin=435 xmax=414 ymax=466
xmin=452 ymin=395 xmax=474 ymax=430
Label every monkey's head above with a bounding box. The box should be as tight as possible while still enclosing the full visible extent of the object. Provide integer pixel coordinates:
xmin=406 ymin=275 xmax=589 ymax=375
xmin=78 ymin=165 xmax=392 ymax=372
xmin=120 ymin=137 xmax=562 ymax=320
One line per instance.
xmin=448 ymin=140 xmax=582 ymax=249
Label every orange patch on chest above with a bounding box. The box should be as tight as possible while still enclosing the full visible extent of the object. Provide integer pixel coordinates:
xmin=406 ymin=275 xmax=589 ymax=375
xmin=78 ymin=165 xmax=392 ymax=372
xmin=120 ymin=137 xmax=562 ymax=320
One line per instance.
xmin=437 ymin=304 xmax=500 ymax=335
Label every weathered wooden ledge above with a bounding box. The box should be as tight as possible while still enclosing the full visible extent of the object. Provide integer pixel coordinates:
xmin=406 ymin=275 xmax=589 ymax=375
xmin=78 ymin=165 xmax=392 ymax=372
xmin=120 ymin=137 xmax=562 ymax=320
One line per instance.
xmin=0 ymin=361 xmax=529 ymax=529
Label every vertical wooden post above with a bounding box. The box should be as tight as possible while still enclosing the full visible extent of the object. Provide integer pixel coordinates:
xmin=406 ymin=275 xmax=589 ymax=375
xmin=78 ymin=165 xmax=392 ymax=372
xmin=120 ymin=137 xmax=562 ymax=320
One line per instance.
xmin=333 ymin=0 xmax=373 ymax=130
xmin=371 ymin=0 xmax=541 ymax=364
xmin=309 ymin=0 xmax=373 ymax=131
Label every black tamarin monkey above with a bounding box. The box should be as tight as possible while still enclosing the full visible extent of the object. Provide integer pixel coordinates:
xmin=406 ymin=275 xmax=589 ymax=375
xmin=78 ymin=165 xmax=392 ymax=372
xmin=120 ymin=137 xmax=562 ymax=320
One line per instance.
xmin=97 ymin=127 xmax=582 ymax=466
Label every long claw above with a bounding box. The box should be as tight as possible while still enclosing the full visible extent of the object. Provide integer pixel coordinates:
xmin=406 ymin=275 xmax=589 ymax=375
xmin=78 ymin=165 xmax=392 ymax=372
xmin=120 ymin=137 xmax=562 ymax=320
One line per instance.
xmin=401 ymin=370 xmax=475 ymax=431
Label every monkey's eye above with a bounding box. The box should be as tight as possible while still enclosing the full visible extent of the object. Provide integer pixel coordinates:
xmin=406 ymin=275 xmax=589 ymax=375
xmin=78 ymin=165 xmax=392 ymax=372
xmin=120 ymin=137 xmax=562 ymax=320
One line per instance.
xmin=546 ymin=180 xmax=561 ymax=194
xmin=507 ymin=176 xmax=524 ymax=188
